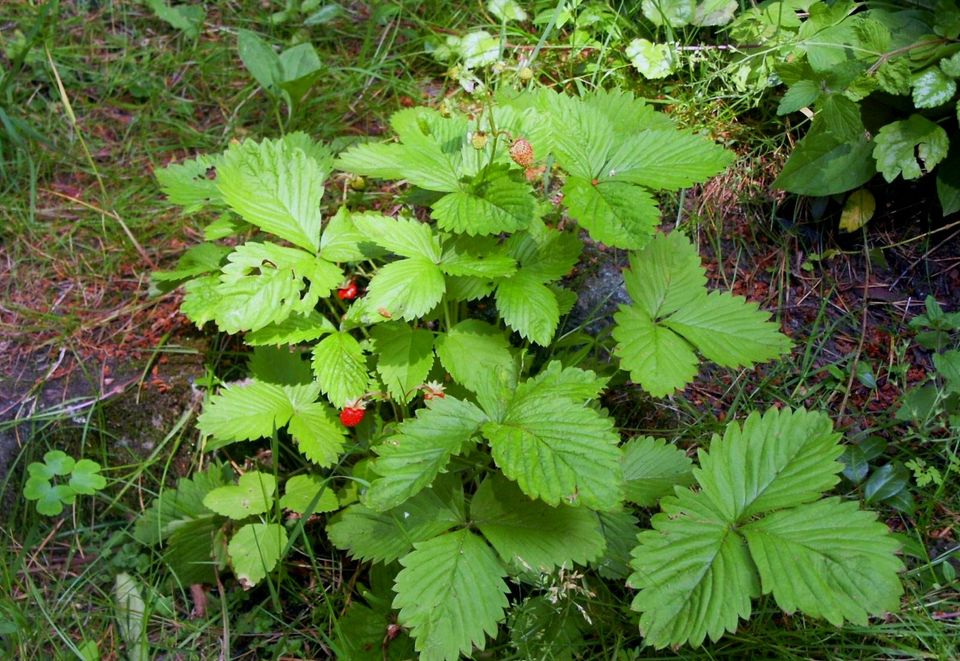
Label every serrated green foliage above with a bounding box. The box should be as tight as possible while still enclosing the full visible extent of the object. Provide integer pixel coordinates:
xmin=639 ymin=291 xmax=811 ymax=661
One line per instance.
xmin=370 ymin=323 xmax=435 ymax=404
xmin=628 ymin=408 xmax=904 ymax=648
xmin=248 ymin=345 xmax=313 ymax=385
xmin=470 ymin=475 xmax=605 ymax=570
xmin=197 ymin=380 xmax=293 ymax=448
xmin=393 ymin=529 xmax=509 ymax=661
xmin=312 ymin=331 xmax=369 ymax=407
xmin=873 ymin=114 xmax=950 ymax=182
xmin=365 ymin=397 xmax=487 ymax=511
xmin=217 ymin=135 xmax=329 ymax=251
xmin=434 ymin=320 xmax=516 ymax=398
xmin=494 ymin=271 xmax=559 ymax=345
xmin=508 ymin=596 xmax=585 ymax=661
xmin=244 ymin=310 xmax=335 ymax=346
xmin=613 ymin=232 xmax=790 ymax=396
xmin=622 ymin=436 xmax=694 ymax=506
xmin=593 ymin=510 xmax=641 ymax=580
xmin=431 ymin=167 xmax=535 ymax=236
xmin=329 ymin=478 xmax=465 ymax=563
xmin=155 ymin=154 xmax=222 ymax=212
xmin=562 ymin=177 xmax=660 ymax=250
xmin=228 ymin=522 xmax=288 ymax=587
xmin=365 ymin=257 xmax=446 ymax=321
xmin=484 ymin=381 xmax=623 ymax=510
xmin=203 ymin=471 xmax=277 ymax=520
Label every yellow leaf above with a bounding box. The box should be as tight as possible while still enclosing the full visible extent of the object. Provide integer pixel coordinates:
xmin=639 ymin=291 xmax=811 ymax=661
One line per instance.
xmin=839 ymin=189 xmax=876 ymax=233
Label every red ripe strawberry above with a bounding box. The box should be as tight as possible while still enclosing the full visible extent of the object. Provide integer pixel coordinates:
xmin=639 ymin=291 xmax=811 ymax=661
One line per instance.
xmin=337 ymin=281 xmax=358 ymax=301
xmin=339 ymin=406 xmax=365 ymax=427
xmin=509 ymin=138 xmax=534 ymax=167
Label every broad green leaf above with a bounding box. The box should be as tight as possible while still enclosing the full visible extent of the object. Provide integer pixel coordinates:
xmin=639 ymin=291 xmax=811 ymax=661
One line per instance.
xmin=695 ymin=408 xmax=843 ymax=520
xmin=371 ymin=323 xmax=436 ymax=403
xmin=134 ymin=466 xmax=230 ymax=546
xmin=288 ymin=401 xmax=346 ymax=466
xmin=612 ymin=305 xmax=699 ymax=397
xmin=319 ymin=207 xmax=387 ymax=262
xmin=622 ymin=436 xmax=694 ymax=506
xmin=181 ymin=274 xmax=220 ymax=328
xmin=217 ymin=137 xmax=325 ymax=251
xmin=335 ymin=108 xmax=461 ymax=191
xmin=237 ymin=29 xmax=281 ymax=92
xmin=934 ymin=349 xmax=960 ymax=393
xmin=438 ymin=241 xmax=517 ymax=279
xmin=593 ymin=510 xmax=641 ymax=579
xmin=641 ymin=0 xmax=694 ymax=27
xmin=365 ymin=397 xmax=487 ymax=511
xmin=248 ymin=346 xmax=312 ymax=386
xmin=778 ymin=80 xmax=820 ymax=115
xmin=662 ymin=290 xmax=792 ymax=368
xmin=202 ymin=471 xmax=277 ymax=520
xmin=484 ymin=390 xmax=623 ymax=509
xmin=431 ymin=169 xmax=535 ymax=236
xmin=839 ymin=188 xmax=876 ymax=232
xmin=197 ymin=380 xmax=293 ymax=450
xmin=470 ymin=475 xmax=605 ymax=569
xmin=863 ymin=462 xmax=910 ymax=504
xmin=628 ymin=489 xmax=757 ymax=648
xmin=742 ymin=498 xmax=904 ymax=625
xmin=562 ymin=177 xmax=660 ymax=249
xmin=774 ymin=122 xmax=875 ymax=195
xmin=311 ymin=331 xmax=369 ymax=408
xmin=210 ymin=267 xmax=301 ymax=334
xmin=494 ymin=271 xmax=560 ymax=346
xmin=152 ymin=243 xmax=230 ymax=287
xmin=279 ymin=475 xmax=340 ymax=514
xmin=912 ymin=67 xmax=957 ymax=108
xmin=873 ymin=115 xmax=949 ymax=182
xmin=435 ymin=320 xmax=516 ymax=397
xmin=68 ymin=459 xmax=106 ymax=495
xmin=364 ymin=258 xmax=446 ymax=321
xmin=516 ymin=360 xmax=607 ymax=403
xmin=244 ymin=310 xmax=335 ymax=346
xmin=350 ymin=213 xmax=441 ymax=261
xmin=605 ymin=130 xmax=733 ymax=190
xmin=394 ymin=530 xmax=510 ymax=661
xmin=146 ymin=0 xmax=204 ymax=38
xmin=505 ymin=223 xmax=581 ymax=282
xmin=625 ymin=38 xmax=676 ymax=79
xmin=229 ymin=523 xmax=288 ymax=587
xmin=546 ymin=95 xmax=616 ymax=180
xmin=155 ymin=154 xmax=222 ymax=212
xmin=277 ymin=42 xmax=322 ymax=106
xmin=329 ymin=477 xmax=465 ymax=563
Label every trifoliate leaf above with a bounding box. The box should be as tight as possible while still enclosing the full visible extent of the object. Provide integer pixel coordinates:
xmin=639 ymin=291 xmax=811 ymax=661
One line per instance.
xmin=494 ymin=271 xmax=560 ymax=346
xmin=593 ymin=510 xmax=640 ymax=579
xmin=370 ymin=323 xmax=436 ymax=404
xmin=742 ymin=498 xmax=903 ymax=625
xmin=394 ymin=529 xmax=510 ymax=661
xmin=68 ymin=459 xmax=107 ymax=495
xmin=626 ymin=38 xmax=676 ymax=79
xmin=28 ymin=450 xmax=75 ymax=479
xmin=470 ymin=475 xmax=605 ymax=570
xmin=329 ymin=479 xmax=465 ymax=563
xmin=431 ymin=168 xmax=535 ymax=236
xmin=244 ymin=310 xmax=335 ymax=346
xmin=217 ymin=137 xmax=326 ymax=252
xmin=209 ymin=268 xmax=301 ymax=334
xmin=350 ymin=213 xmax=442 ymax=261
xmin=613 ymin=232 xmax=790 ymax=396
xmin=622 ymin=436 xmax=694 ymax=506
xmin=628 ymin=489 xmax=758 ymax=648
xmin=839 ymin=188 xmax=876 ymax=232
xmin=912 ymin=67 xmax=957 ymax=109
xmin=696 ymin=408 xmax=843 ymax=520
xmin=311 ymin=331 xmax=369 ymax=408
xmin=228 ymin=523 xmax=288 ymax=587
xmin=364 ymin=257 xmax=446 ymax=321
xmin=24 ymin=478 xmax=74 ymax=516
xmin=873 ymin=115 xmax=950 ymax=182
xmin=279 ymin=475 xmax=340 ymax=514
xmin=562 ymin=177 xmax=660 ymax=249
xmin=155 ymin=154 xmax=222 ymax=213
xmin=365 ymin=397 xmax=487 ymax=511
xmin=484 ymin=389 xmax=623 ymax=510
xmin=628 ymin=407 xmax=904 ymax=648
xmin=202 ymin=471 xmax=277 ymax=520
xmin=198 ymin=380 xmax=294 ymax=450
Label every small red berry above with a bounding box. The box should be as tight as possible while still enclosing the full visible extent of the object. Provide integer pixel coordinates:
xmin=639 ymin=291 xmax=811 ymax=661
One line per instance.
xmin=339 ymin=407 xmax=365 ymax=427
xmin=337 ymin=281 xmax=358 ymax=301
xmin=509 ymin=138 xmax=534 ymax=167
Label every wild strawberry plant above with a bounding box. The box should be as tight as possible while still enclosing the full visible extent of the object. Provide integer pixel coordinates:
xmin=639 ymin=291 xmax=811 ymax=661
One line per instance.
xmin=150 ymin=88 xmax=903 ymax=656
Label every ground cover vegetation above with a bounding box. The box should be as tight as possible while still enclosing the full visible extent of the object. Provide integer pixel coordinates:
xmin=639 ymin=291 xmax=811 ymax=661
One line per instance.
xmin=1 ymin=1 xmax=958 ymax=659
